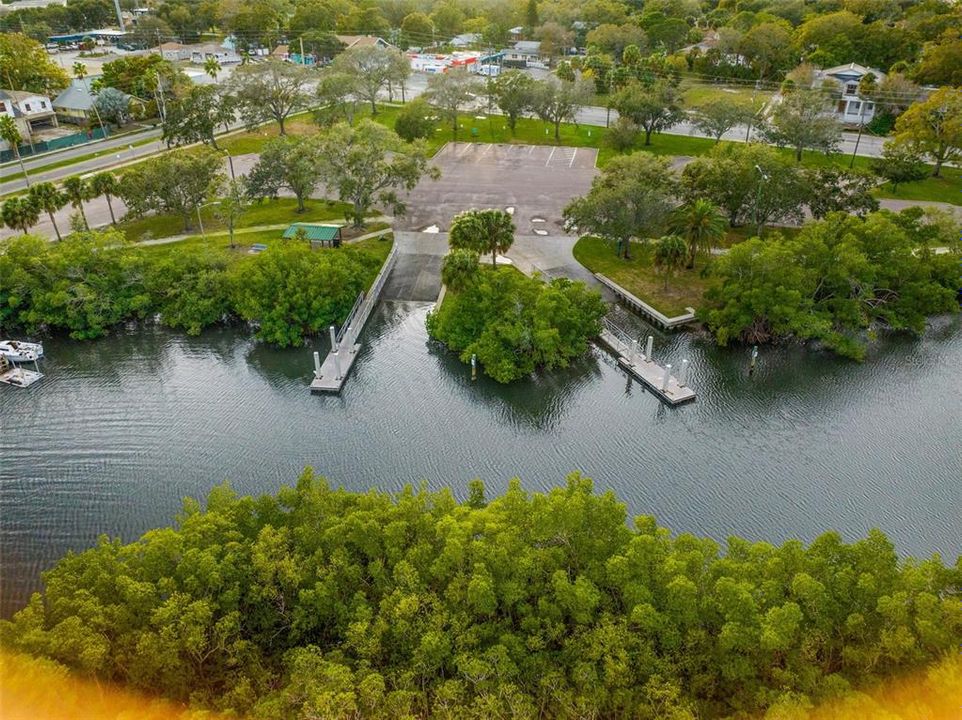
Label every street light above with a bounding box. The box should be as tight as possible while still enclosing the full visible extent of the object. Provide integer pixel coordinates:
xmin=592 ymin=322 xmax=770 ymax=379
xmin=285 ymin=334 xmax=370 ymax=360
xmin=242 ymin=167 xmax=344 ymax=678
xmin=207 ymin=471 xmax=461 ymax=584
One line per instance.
xmin=754 ymin=164 xmax=769 ymax=238
xmin=197 ymin=200 xmax=220 ymax=239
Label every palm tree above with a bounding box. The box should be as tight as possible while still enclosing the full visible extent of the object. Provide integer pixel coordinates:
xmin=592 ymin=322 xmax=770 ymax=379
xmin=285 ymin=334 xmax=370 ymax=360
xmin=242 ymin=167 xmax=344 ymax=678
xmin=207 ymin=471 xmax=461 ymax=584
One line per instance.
xmin=204 ymin=56 xmax=221 ymax=81
xmin=73 ymin=60 xmax=108 ymax=139
xmin=28 ymin=182 xmax=67 ymax=241
xmin=89 ymin=173 xmax=119 ymax=225
xmin=670 ymin=199 xmax=728 ymax=269
xmin=449 ymin=208 xmax=516 ymax=268
xmin=2 ymin=196 xmax=41 ymax=235
xmin=62 ymin=176 xmax=92 ymax=230
xmin=653 ymin=235 xmax=687 ymax=290
xmin=0 ymin=115 xmax=30 ymax=187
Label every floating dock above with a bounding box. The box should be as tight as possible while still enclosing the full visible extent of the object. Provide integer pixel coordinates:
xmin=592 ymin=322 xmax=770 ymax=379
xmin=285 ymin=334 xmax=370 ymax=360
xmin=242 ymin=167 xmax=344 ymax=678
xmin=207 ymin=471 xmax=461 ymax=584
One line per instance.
xmin=310 ymin=245 xmax=398 ymax=394
xmin=597 ymin=326 xmax=695 ymax=406
xmin=0 ymin=360 xmax=43 ymax=388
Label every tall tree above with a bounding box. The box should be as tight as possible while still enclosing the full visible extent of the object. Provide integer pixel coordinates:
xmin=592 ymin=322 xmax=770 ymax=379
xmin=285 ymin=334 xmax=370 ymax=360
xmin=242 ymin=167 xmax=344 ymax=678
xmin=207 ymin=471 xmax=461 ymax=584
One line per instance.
xmin=27 ymin=182 xmax=67 ymax=241
xmin=245 ymin=136 xmax=322 ymax=213
xmin=564 ymin=153 xmax=677 ymax=258
xmin=691 ymin=98 xmax=755 ymax=143
xmin=316 ymin=121 xmax=439 ymax=227
xmin=163 ymin=85 xmax=235 ymax=149
xmin=893 ymin=87 xmax=962 ymax=178
xmin=803 ymin=168 xmax=879 ymax=219
xmin=670 ymin=200 xmax=727 ymax=269
xmin=214 ymin=179 xmax=249 ymax=249
xmin=449 ymin=209 xmax=516 ymax=267
xmin=531 ymin=78 xmax=591 ymax=141
xmin=0 ymin=32 xmax=69 ymax=93
xmin=119 ymin=149 xmax=224 ymax=232
xmin=2 ymin=196 xmax=40 ymax=235
xmin=62 ymin=176 xmax=92 ymax=230
xmin=315 ymin=71 xmax=360 ymax=126
xmin=425 ymin=68 xmax=484 ymax=139
xmin=0 ymin=115 xmax=29 ymax=187
xmin=611 ymin=79 xmax=684 ymax=146
xmin=489 ymin=71 xmax=536 ymax=135
xmin=89 ymin=173 xmax=120 ymax=226
xmin=653 ymin=235 xmax=687 ymax=289
xmin=332 ymin=46 xmax=403 ymax=115
xmin=761 ymin=89 xmax=842 ymax=161
xmin=229 ymin=59 xmax=312 ymax=136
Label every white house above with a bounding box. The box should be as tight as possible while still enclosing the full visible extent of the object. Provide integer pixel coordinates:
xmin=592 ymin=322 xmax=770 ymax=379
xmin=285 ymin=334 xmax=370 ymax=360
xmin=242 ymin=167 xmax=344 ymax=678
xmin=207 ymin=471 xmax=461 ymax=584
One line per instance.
xmin=0 ymin=89 xmax=58 ymax=147
xmin=155 ymin=41 xmax=191 ymax=61
xmin=815 ymin=62 xmax=886 ymax=126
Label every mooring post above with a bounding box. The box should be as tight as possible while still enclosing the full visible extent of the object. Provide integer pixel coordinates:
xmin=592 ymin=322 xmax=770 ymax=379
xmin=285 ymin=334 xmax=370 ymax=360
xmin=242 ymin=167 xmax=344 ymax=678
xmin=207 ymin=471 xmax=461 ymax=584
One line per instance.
xmin=630 ymin=339 xmax=639 ymax=365
xmin=662 ymin=363 xmax=672 ymax=392
xmin=749 ymin=345 xmax=758 ymax=376
xmin=471 ymin=353 xmax=477 ymax=381
xmin=333 ymin=348 xmax=342 ymax=380
xmin=313 ymin=351 xmax=321 ymax=378
xmin=645 ymin=335 xmax=654 ymax=362
xmin=329 ymin=325 xmax=338 ymax=353
xmin=679 ymin=359 xmax=689 ymax=387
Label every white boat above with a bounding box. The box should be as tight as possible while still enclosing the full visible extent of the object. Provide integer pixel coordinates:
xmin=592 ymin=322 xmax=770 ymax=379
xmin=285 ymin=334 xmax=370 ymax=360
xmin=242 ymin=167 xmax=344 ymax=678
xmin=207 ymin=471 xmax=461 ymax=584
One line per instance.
xmin=0 ymin=340 xmax=44 ymax=362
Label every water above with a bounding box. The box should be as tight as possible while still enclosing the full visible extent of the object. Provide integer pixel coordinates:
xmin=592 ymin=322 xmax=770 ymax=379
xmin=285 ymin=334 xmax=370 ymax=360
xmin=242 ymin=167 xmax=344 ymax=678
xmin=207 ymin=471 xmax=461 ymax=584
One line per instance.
xmin=2 ymin=303 xmax=961 ymax=616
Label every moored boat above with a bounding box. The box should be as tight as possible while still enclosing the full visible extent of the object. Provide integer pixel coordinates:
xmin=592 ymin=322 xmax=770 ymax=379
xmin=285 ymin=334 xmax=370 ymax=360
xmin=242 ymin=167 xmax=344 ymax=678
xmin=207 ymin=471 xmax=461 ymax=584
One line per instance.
xmin=0 ymin=340 xmax=44 ymax=362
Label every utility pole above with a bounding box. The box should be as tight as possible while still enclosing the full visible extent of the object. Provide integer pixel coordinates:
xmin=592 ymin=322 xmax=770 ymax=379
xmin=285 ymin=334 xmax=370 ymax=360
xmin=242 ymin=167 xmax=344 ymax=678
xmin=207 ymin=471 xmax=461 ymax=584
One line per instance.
xmin=113 ymin=0 xmax=125 ymax=31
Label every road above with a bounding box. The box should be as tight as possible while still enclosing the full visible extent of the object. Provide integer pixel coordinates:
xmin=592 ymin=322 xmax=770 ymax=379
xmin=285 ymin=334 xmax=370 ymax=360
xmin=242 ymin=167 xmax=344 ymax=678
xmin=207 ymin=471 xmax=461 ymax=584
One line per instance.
xmin=2 ymin=70 xmax=893 ymax=196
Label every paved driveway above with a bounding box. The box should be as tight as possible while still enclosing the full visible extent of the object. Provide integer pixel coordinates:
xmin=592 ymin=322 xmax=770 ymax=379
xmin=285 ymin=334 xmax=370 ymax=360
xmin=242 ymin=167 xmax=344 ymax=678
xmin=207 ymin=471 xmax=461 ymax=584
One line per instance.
xmin=399 ymin=142 xmax=599 ymax=234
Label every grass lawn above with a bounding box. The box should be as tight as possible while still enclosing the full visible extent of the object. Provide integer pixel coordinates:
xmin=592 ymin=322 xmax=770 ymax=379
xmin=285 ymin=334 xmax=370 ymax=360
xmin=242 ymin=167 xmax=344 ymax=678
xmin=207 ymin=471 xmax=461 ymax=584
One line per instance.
xmin=119 ymin=198 xmax=359 ymax=243
xmin=679 ymin=81 xmax=772 ymax=110
xmin=874 ymin=166 xmax=962 ymax=205
xmin=573 ymin=235 xmax=715 ymax=317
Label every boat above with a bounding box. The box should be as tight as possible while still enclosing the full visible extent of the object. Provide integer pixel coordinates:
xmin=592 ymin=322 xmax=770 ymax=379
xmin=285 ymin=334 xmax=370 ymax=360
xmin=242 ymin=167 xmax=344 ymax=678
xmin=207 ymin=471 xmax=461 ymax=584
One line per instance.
xmin=0 ymin=340 xmax=44 ymax=362
xmin=0 ymin=354 xmax=44 ymax=388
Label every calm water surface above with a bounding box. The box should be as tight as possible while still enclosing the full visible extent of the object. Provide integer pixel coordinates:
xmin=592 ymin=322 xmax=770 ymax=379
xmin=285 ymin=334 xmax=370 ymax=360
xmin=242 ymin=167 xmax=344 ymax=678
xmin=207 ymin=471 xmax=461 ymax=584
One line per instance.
xmin=2 ymin=303 xmax=960 ymax=616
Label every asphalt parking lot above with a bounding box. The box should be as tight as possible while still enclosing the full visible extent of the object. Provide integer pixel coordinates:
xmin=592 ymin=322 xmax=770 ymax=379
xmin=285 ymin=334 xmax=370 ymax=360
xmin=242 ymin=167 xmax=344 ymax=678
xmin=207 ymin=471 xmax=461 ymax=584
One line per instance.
xmin=399 ymin=142 xmax=599 ymax=233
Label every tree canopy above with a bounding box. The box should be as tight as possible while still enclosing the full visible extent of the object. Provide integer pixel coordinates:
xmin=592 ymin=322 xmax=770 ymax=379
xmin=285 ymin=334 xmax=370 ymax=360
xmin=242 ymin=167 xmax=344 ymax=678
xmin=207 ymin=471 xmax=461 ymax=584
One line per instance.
xmin=2 ymin=474 xmax=959 ymax=718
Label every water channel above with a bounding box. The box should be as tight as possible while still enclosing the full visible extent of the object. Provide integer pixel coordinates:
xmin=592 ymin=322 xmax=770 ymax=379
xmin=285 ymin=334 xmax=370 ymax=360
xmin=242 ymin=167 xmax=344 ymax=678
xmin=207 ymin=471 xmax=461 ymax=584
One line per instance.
xmin=2 ymin=302 xmax=960 ymax=616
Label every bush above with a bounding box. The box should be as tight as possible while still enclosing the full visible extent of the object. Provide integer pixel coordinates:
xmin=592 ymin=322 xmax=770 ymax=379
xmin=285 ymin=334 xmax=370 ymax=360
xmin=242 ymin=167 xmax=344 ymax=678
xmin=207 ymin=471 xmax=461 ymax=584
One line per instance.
xmin=393 ymin=98 xmax=437 ymax=141
xmin=603 ymin=117 xmax=640 ymax=152
xmin=440 ymin=249 xmax=480 ymax=291
xmin=426 ymin=267 xmax=606 ymax=382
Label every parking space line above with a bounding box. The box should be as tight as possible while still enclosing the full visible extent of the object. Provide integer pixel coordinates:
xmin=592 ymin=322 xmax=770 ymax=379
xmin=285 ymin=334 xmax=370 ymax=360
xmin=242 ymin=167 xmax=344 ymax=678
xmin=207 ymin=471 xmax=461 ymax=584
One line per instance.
xmin=476 ymin=144 xmax=493 ymax=162
xmin=569 ymin=148 xmax=578 ymax=167
xmin=545 ymin=147 xmax=557 ymax=166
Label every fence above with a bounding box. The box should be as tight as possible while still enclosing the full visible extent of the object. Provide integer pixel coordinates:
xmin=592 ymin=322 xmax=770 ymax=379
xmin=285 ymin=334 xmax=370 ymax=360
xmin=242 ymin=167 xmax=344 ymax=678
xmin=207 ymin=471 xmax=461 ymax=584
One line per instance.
xmin=1 ymin=127 xmax=109 ymax=164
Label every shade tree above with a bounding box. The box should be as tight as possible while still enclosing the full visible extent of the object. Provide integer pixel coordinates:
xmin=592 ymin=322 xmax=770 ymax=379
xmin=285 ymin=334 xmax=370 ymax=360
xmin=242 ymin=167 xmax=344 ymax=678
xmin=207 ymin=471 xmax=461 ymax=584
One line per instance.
xmin=449 ymin=209 xmax=516 ymax=267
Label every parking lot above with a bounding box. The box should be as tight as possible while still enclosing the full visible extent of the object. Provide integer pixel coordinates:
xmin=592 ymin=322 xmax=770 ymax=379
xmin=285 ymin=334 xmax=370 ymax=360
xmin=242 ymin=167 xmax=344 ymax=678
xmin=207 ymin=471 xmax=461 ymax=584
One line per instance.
xmin=399 ymin=142 xmax=599 ymax=234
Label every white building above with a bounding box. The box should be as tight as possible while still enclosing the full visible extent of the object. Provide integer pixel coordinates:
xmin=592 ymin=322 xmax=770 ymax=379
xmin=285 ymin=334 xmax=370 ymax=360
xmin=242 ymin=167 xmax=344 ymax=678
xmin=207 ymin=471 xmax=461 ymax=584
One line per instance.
xmin=0 ymin=90 xmax=58 ymax=148
xmin=815 ymin=62 xmax=886 ymax=126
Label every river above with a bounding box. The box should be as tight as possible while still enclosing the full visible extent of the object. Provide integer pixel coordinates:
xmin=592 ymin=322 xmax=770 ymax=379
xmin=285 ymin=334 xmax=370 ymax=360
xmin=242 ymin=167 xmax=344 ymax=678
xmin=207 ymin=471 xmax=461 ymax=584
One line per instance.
xmin=2 ymin=302 xmax=960 ymax=616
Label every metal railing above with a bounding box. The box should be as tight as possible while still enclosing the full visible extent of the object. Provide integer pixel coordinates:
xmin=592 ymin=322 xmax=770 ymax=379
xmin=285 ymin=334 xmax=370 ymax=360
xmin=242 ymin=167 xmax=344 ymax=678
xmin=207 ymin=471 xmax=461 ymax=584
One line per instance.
xmin=336 ymin=291 xmax=365 ymax=346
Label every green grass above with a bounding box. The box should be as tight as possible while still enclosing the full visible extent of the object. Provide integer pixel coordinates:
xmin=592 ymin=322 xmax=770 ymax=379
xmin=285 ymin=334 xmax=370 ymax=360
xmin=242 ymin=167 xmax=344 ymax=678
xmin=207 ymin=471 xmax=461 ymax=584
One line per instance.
xmin=573 ymin=235 xmax=715 ymax=317
xmin=874 ymin=166 xmax=962 ymax=205
xmin=680 ymin=81 xmax=772 ymax=110
xmin=119 ymin=198 xmax=358 ymax=243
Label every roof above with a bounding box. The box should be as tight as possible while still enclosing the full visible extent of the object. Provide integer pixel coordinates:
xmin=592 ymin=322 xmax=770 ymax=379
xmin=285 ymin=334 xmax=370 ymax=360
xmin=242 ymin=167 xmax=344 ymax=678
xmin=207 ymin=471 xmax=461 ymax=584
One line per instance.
xmin=820 ymin=62 xmax=886 ymax=80
xmin=157 ymin=42 xmax=186 ymax=51
xmin=283 ymin=223 xmax=341 ymax=241
xmin=272 ymin=44 xmax=289 ymax=56
xmin=1 ymin=89 xmax=49 ymax=102
xmin=513 ymin=40 xmax=542 ymax=54
xmin=53 ymin=77 xmax=130 ymax=111
xmin=335 ymin=35 xmax=392 ymax=50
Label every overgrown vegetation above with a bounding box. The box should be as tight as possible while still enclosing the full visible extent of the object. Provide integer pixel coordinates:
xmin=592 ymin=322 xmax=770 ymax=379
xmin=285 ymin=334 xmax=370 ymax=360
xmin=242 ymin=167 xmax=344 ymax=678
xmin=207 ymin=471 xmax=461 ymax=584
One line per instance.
xmin=703 ymin=210 xmax=960 ymax=360
xmin=427 ymin=266 xmax=605 ymax=383
xmin=0 ymin=229 xmax=392 ymax=345
xmin=2 ymin=474 xmax=959 ymax=719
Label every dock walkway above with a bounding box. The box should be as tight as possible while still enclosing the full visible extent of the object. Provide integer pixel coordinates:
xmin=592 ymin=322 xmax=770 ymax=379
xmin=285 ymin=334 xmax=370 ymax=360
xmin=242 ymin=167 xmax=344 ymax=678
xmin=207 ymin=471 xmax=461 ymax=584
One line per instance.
xmin=310 ymin=244 xmax=399 ymax=394
xmin=596 ymin=321 xmax=695 ymax=406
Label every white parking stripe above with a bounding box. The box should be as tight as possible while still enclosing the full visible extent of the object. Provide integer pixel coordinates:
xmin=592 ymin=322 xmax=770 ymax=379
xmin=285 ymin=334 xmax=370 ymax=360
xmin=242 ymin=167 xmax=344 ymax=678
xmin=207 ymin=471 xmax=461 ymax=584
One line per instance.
xmin=477 ymin=144 xmax=493 ymax=162
xmin=569 ymin=148 xmax=578 ymax=167
xmin=545 ymin=147 xmax=557 ymax=166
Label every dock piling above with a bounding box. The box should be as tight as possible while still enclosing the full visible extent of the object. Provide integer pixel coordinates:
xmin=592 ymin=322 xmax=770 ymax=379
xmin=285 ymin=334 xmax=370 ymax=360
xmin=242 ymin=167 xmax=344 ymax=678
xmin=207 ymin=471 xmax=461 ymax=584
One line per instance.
xmin=645 ymin=335 xmax=654 ymax=362
xmin=662 ymin=364 xmax=672 ymax=391
xmin=679 ymin=359 xmax=689 ymax=387
xmin=471 ymin=353 xmax=477 ymax=381
xmin=749 ymin=345 xmax=758 ymax=376
xmin=630 ymin=339 xmax=639 ymax=365
xmin=313 ymin=351 xmax=321 ymax=378
xmin=329 ymin=325 xmax=338 ymax=353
